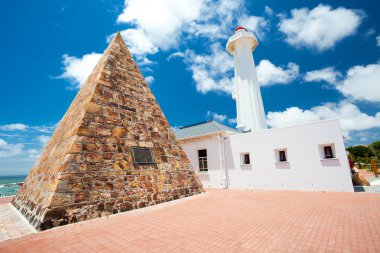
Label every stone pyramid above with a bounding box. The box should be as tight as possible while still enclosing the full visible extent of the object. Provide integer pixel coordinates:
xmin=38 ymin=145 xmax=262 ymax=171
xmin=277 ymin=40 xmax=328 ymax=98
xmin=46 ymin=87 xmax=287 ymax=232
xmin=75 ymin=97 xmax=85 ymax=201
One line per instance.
xmin=12 ymin=33 xmax=203 ymax=230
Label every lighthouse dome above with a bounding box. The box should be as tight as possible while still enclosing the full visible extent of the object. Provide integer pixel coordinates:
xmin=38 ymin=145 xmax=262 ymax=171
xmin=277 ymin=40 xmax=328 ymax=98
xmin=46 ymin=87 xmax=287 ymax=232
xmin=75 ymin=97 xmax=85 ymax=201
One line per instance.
xmin=234 ymin=26 xmax=248 ymax=33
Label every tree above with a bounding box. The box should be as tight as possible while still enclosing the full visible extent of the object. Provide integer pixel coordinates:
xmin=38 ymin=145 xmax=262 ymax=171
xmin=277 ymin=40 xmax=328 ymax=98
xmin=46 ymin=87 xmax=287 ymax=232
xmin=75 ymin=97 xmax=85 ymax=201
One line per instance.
xmin=346 ymin=145 xmax=373 ymax=160
xmin=369 ymin=141 xmax=380 ymax=158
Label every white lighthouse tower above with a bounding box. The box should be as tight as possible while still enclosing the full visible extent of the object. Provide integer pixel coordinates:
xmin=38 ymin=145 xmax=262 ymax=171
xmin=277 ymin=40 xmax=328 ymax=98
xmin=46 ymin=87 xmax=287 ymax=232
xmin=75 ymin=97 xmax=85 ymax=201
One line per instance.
xmin=226 ymin=26 xmax=267 ymax=132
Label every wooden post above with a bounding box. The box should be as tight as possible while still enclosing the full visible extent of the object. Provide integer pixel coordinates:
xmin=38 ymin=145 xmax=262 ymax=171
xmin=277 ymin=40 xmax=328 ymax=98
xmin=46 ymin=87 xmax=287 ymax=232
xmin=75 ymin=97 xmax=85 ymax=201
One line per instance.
xmin=371 ymin=159 xmax=378 ymax=177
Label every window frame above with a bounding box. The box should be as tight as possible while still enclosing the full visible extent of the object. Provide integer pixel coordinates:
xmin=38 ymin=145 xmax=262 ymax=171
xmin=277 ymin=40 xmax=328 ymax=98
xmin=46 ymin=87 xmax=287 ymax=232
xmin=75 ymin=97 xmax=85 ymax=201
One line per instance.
xmin=279 ymin=150 xmax=287 ymax=162
xmin=244 ymin=154 xmax=250 ymax=165
xmin=240 ymin=152 xmax=251 ymax=165
xmin=275 ymin=148 xmax=288 ymax=163
xmin=323 ymin=145 xmax=335 ymax=159
xmin=318 ymin=143 xmax=337 ymax=160
xmin=197 ymin=149 xmax=208 ymax=172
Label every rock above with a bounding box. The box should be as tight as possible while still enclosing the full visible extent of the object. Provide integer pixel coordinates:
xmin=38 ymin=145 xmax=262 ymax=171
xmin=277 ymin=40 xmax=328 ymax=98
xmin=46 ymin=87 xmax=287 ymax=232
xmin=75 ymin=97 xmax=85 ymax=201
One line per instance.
xmin=86 ymin=153 xmax=103 ymax=163
xmin=80 ymin=164 xmax=88 ymax=171
xmin=70 ymin=142 xmax=81 ymax=153
xmin=68 ymin=183 xmax=82 ymax=192
xmin=352 ymin=173 xmax=370 ymax=186
xmin=74 ymin=192 xmax=89 ymax=203
xmin=105 ymin=183 xmax=114 ymax=190
xmin=86 ymin=102 xmax=102 ymax=113
xmin=101 ymin=144 xmax=117 ymax=152
xmin=96 ymin=127 xmax=111 ymax=136
xmin=82 ymin=144 xmax=98 ymax=152
xmin=112 ymin=127 xmax=127 ymax=138
xmin=114 ymin=160 xmax=129 ymax=171
xmin=77 ymin=126 xmax=95 ymax=136
xmin=50 ymin=194 xmax=72 ymax=207
xmin=119 ymin=202 xmax=133 ymax=212
xmin=115 ymin=182 xmax=125 ymax=191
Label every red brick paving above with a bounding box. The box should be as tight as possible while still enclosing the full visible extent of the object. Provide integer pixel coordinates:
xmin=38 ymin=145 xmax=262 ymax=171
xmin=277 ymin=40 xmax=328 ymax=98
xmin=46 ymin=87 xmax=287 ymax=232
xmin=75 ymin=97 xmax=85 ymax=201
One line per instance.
xmin=359 ymin=169 xmax=376 ymax=179
xmin=1 ymin=189 xmax=380 ymax=253
xmin=0 ymin=196 xmax=13 ymax=204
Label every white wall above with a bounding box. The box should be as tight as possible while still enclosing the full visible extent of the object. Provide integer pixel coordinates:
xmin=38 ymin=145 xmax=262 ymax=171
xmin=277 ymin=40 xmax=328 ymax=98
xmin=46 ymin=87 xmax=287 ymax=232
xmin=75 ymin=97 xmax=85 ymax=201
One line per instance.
xmin=225 ymin=119 xmax=353 ymax=192
xmin=180 ymin=134 xmax=225 ymax=188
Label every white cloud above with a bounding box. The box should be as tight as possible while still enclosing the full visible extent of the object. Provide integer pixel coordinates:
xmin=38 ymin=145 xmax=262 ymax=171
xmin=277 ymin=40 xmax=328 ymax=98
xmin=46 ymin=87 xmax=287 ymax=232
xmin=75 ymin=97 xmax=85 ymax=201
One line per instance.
xmin=116 ymin=29 xmax=158 ymax=58
xmin=304 ymin=67 xmax=342 ymax=84
xmin=188 ymin=0 xmax=245 ymax=40
xmin=278 ymin=4 xmax=363 ymax=51
xmin=304 ymin=64 xmax=380 ymax=103
xmin=117 ymin=0 xmax=205 ymax=50
xmin=60 ymin=53 xmax=102 ymax=89
xmin=0 ymin=123 xmax=27 ymax=131
xmin=145 ymin=76 xmax=155 ymax=84
xmin=30 ymin=125 xmax=56 ymax=133
xmin=256 ymin=60 xmax=299 ymax=86
xmin=228 ymin=118 xmax=237 ymax=124
xmin=187 ymin=23 xmax=222 ymax=39
xmin=36 ymin=135 xmax=50 ymax=145
xmin=264 ymin=6 xmax=273 ymax=16
xmin=336 ymin=63 xmax=380 ymax=103
xmin=27 ymin=149 xmax=41 ymax=159
xmin=58 ymin=1 xmax=270 ymax=93
xmin=191 ymin=66 xmax=234 ymax=94
xmin=116 ymin=0 xmax=268 ymax=56
xmin=267 ymin=107 xmax=321 ymax=128
xmin=173 ymin=50 xmax=298 ymax=94
xmin=267 ymin=101 xmax=380 ymax=138
xmin=365 ymin=28 xmax=375 ymax=37
xmin=206 ymin=111 xmax=237 ymax=125
xmin=172 ymin=43 xmax=235 ymax=94
xmin=206 ymin=111 xmax=228 ymax=122
xmin=377 ymin=35 xmax=380 ymax=47
xmin=166 ymin=52 xmax=185 ymax=61
xmin=0 ymin=139 xmax=23 ymax=158
xmin=238 ymin=15 xmax=269 ymax=40
xmin=188 ymin=0 xmax=269 ymax=41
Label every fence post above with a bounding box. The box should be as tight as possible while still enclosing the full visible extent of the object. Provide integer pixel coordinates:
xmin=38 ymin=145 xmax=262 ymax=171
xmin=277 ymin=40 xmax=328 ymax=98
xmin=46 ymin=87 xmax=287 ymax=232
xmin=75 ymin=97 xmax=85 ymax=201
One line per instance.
xmin=371 ymin=159 xmax=378 ymax=177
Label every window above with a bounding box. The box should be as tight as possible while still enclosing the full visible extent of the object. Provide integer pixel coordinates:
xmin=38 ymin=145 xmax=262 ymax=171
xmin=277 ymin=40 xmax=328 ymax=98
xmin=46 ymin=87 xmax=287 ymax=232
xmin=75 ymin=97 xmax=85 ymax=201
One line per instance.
xmin=244 ymin=154 xmax=250 ymax=164
xmin=274 ymin=149 xmax=288 ymax=163
xmin=324 ymin=146 xmax=334 ymax=159
xmin=198 ymin=149 xmax=208 ymax=172
xmin=318 ymin=143 xmax=336 ymax=160
xmin=240 ymin=153 xmax=251 ymax=166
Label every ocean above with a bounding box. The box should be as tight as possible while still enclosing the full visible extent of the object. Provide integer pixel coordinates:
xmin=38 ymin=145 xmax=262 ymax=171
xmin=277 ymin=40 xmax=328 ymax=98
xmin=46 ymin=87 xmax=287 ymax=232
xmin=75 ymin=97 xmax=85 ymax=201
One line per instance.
xmin=0 ymin=175 xmax=26 ymax=197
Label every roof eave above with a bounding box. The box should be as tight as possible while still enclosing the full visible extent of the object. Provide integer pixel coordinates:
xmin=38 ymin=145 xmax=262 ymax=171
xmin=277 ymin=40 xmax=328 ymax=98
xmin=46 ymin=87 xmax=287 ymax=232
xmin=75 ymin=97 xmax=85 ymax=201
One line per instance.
xmin=176 ymin=130 xmax=238 ymax=142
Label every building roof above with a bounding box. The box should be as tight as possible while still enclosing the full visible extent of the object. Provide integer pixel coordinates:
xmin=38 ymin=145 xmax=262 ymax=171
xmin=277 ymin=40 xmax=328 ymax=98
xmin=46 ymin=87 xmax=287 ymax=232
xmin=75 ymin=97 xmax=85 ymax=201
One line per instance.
xmin=174 ymin=120 xmax=241 ymax=140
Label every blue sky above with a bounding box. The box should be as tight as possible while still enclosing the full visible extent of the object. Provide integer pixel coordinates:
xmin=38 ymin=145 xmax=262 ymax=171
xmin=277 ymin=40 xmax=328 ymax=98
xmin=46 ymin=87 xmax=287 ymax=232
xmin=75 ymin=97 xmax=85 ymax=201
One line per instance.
xmin=0 ymin=0 xmax=379 ymax=175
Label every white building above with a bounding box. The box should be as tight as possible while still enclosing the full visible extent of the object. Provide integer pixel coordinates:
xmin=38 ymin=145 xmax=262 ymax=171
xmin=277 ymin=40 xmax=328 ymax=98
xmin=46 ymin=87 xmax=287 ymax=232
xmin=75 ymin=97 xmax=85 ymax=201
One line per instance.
xmin=174 ymin=27 xmax=354 ymax=192
xmin=175 ymin=119 xmax=353 ymax=192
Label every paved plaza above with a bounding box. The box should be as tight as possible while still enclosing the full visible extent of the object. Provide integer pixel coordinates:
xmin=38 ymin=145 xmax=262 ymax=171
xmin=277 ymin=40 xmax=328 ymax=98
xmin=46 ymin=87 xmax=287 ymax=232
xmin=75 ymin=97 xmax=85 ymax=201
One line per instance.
xmin=0 ymin=203 xmax=35 ymax=242
xmin=0 ymin=189 xmax=380 ymax=252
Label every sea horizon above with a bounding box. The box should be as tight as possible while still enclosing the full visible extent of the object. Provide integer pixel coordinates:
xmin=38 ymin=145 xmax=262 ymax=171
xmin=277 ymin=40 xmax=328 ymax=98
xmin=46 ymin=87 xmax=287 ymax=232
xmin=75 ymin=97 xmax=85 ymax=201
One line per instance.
xmin=0 ymin=175 xmax=27 ymax=197
xmin=0 ymin=175 xmax=27 ymax=178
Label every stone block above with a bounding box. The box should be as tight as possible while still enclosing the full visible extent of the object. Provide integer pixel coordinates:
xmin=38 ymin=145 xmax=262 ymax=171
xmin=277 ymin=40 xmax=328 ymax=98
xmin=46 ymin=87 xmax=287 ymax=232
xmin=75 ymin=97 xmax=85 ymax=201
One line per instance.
xmin=112 ymin=127 xmax=127 ymax=138
xmin=86 ymin=102 xmax=102 ymax=113
xmin=113 ymin=160 xmax=128 ymax=171
xmin=74 ymin=192 xmax=89 ymax=203
xmin=77 ymin=126 xmax=95 ymax=136
xmin=96 ymin=127 xmax=111 ymax=136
